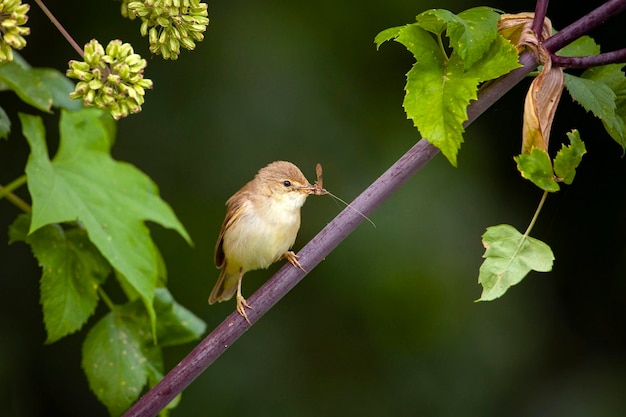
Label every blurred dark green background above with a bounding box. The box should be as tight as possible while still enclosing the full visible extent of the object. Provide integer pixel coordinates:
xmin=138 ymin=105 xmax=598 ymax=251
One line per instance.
xmin=2 ymin=0 xmax=626 ymax=416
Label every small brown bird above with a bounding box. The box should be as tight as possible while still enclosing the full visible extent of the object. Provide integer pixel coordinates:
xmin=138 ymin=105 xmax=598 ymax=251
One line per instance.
xmin=209 ymin=161 xmax=322 ymax=323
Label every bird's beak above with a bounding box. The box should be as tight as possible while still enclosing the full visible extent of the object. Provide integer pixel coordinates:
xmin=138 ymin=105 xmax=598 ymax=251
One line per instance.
xmin=298 ymin=184 xmax=328 ymax=196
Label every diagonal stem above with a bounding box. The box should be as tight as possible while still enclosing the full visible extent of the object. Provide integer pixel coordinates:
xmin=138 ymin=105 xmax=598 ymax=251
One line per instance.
xmin=122 ymin=58 xmax=535 ymax=417
xmin=33 ymin=0 xmax=84 ymax=56
xmin=122 ymin=1 xmax=626 ymax=416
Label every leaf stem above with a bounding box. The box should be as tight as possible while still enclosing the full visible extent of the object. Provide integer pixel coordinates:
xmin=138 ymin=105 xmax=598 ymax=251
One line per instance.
xmin=436 ymin=34 xmax=449 ymax=64
xmin=98 ymin=288 xmax=117 ymax=311
xmin=0 ymin=175 xmax=31 ymax=213
xmin=524 ymin=190 xmax=549 ymax=239
xmin=0 ymin=175 xmax=27 ymax=198
xmin=33 ymin=0 xmax=84 ymax=57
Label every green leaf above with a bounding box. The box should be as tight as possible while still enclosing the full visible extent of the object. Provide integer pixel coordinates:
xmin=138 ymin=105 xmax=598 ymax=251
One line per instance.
xmin=153 ymin=288 xmax=206 ymax=347
xmin=376 ymin=11 xmax=520 ymax=165
xmin=10 ymin=214 xmax=110 ymax=344
xmin=374 ymin=26 xmax=404 ymax=49
xmin=8 ymin=212 xmax=30 ymax=243
xmin=82 ymin=310 xmax=150 ymax=416
xmin=0 ymin=106 xmax=9 ymax=140
xmin=463 ymin=34 xmax=521 ymax=82
xmin=32 ymin=67 xmax=83 ymax=111
xmin=556 ymin=35 xmax=600 ymax=58
xmin=82 ymin=290 xmax=204 ymax=416
xmin=581 ymin=64 xmax=626 ymax=149
xmin=417 ymin=7 xmax=502 ymax=69
xmin=564 ymin=73 xmax=616 ymax=122
xmin=478 ymin=224 xmax=554 ymax=301
xmin=554 ymin=130 xmax=586 ymax=184
xmin=404 ymin=32 xmax=519 ymax=166
xmin=514 ymin=148 xmax=560 ymax=192
xmin=22 ymin=109 xmax=192 ymax=340
xmin=0 ymin=60 xmax=53 ymax=112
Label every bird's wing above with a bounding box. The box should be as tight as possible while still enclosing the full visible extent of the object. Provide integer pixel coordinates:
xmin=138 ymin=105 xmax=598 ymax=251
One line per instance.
xmin=214 ymin=195 xmax=249 ymax=268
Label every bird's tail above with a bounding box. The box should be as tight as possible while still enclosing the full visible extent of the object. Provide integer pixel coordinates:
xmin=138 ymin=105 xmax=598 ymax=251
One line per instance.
xmin=208 ymin=267 xmax=240 ymax=304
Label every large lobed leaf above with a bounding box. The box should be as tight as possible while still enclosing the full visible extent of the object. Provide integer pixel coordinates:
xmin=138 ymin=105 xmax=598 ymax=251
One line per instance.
xmin=21 ymin=109 xmax=192 ymax=337
xmin=376 ymin=8 xmax=520 ymax=166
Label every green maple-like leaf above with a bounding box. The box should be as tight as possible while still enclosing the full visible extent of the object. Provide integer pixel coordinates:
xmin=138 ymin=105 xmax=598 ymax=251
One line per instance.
xmin=9 ymin=213 xmax=111 ymax=344
xmin=416 ymin=7 xmax=502 ymax=69
xmin=514 ymin=147 xmax=560 ymax=192
xmin=22 ymin=109 xmax=192 ymax=337
xmin=478 ymin=224 xmax=554 ymax=301
xmin=376 ymin=8 xmax=520 ymax=166
xmin=554 ymin=130 xmax=586 ymax=184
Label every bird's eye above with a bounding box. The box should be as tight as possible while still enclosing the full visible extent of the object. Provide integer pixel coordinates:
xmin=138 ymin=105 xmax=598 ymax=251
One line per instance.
xmin=283 ymin=180 xmax=291 ymax=187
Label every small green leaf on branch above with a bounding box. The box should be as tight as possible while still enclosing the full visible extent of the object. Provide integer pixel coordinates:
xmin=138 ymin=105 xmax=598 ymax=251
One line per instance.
xmin=554 ymin=130 xmax=586 ymax=184
xmin=514 ymin=148 xmax=559 ymax=192
xmin=478 ymin=224 xmax=554 ymax=301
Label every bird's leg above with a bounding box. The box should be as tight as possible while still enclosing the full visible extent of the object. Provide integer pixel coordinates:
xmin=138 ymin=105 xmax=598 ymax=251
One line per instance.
xmin=283 ymin=251 xmax=306 ymax=272
xmin=235 ymin=268 xmax=251 ymax=324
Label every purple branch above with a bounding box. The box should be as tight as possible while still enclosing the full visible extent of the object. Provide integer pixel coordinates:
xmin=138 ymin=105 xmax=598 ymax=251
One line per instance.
xmin=551 ymin=48 xmax=626 ymax=67
xmin=532 ymin=0 xmax=550 ymax=40
xmin=543 ymin=0 xmax=626 ymax=52
xmin=122 ymin=58 xmax=535 ymax=417
xmin=122 ymin=1 xmax=626 ymax=416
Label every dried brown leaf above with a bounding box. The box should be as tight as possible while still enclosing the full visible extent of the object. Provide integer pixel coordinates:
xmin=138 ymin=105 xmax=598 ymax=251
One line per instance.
xmin=522 ymin=57 xmax=564 ymax=153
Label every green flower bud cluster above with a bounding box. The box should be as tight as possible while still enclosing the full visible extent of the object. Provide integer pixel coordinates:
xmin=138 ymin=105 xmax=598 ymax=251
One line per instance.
xmin=66 ymin=39 xmax=153 ymax=120
xmin=126 ymin=0 xmax=209 ymax=60
xmin=0 ymin=0 xmax=30 ymax=62
xmin=120 ymin=0 xmax=134 ymax=19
